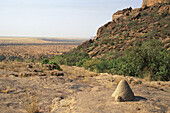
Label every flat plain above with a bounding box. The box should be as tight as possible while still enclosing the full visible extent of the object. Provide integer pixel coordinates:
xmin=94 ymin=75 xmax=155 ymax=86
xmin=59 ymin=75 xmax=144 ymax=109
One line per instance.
xmin=0 ymin=37 xmax=85 ymax=60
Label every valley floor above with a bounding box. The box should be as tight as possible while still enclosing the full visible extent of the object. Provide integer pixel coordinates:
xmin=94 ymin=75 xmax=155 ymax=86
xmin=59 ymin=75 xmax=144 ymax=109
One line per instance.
xmin=0 ymin=64 xmax=170 ymax=113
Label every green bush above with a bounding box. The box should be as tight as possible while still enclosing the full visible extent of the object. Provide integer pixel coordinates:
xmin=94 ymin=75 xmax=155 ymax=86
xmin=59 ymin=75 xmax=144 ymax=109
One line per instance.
xmin=48 ymin=61 xmax=62 ymax=71
xmin=96 ymin=60 xmax=113 ymax=73
xmin=112 ymin=40 xmax=170 ymax=81
xmin=53 ymin=55 xmax=66 ymax=65
xmin=76 ymin=58 xmax=91 ymax=67
xmin=0 ymin=55 xmax=6 ymax=61
xmin=42 ymin=58 xmax=49 ymax=64
xmin=82 ymin=59 xmax=101 ymax=72
xmin=51 ymin=52 xmax=90 ymax=66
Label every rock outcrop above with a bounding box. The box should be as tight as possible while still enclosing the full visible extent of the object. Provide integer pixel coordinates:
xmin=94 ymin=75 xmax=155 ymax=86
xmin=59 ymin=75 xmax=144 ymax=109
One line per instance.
xmin=142 ymin=0 xmax=170 ymax=7
xmin=112 ymin=79 xmax=135 ymax=102
xmin=76 ymin=3 xmax=170 ymax=58
xmin=112 ymin=7 xmax=132 ymax=22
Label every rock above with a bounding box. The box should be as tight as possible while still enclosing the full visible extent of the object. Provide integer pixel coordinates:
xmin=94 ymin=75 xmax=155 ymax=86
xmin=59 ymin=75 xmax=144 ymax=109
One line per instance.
xmin=18 ymin=72 xmax=37 ymax=77
xmin=38 ymin=72 xmax=46 ymax=76
xmin=142 ymin=0 xmax=170 ymax=7
xmin=51 ymin=97 xmax=75 ymax=113
xmin=77 ymin=39 xmax=93 ymax=49
xmin=112 ymin=7 xmax=132 ymax=22
xmin=27 ymin=64 xmax=33 ymax=68
xmin=115 ymin=96 xmax=124 ymax=102
xmin=157 ymin=5 xmax=170 ymax=15
xmin=131 ymin=12 xmax=141 ymax=20
xmin=112 ymin=79 xmax=135 ymax=101
xmin=112 ymin=14 xmax=124 ymax=22
xmin=43 ymin=64 xmax=61 ymax=70
xmin=46 ymin=71 xmax=64 ymax=76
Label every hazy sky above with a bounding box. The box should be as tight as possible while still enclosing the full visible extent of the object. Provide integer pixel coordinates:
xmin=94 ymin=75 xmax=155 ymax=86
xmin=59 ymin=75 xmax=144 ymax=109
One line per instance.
xmin=0 ymin=0 xmax=142 ymax=38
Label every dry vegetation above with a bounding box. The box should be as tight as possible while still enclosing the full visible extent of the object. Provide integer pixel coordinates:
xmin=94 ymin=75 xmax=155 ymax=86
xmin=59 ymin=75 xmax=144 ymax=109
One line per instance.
xmin=0 ymin=37 xmax=84 ymax=61
xmin=0 ymin=45 xmax=77 ymax=60
xmin=0 ymin=37 xmax=62 ymax=44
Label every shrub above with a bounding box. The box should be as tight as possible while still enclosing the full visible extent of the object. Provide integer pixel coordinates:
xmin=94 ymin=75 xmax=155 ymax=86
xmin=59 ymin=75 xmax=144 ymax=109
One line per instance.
xmin=25 ymin=91 xmax=40 ymax=113
xmin=112 ymin=40 xmax=170 ymax=81
xmin=96 ymin=60 xmax=112 ymax=73
xmin=141 ymin=12 xmax=148 ymax=16
xmin=101 ymin=51 xmax=121 ymax=60
xmin=76 ymin=58 xmax=91 ymax=67
xmin=0 ymin=55 xmax=6 ymax=61
xmin=16 ymin=56 xmax=23 ymax=62
xmin=9 ymin=56 xmax=17 ymax=61
xmin=82 ymin=59 xmax=101 ymax=72
xmin=41 ymin=58 xmax=49 ymax=65
xmin=53 ymin=55 xmax=66 ymax=65
xmin=93 ymin=42 xmax=98 ymax=47
xmin=48 ymin=61 xmax=62 ymax=71
xmin=51 ymin=52 xmax=90 ymax=66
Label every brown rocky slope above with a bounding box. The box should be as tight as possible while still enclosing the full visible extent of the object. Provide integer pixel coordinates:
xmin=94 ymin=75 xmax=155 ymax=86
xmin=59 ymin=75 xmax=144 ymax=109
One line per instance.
xmin=78 ymin=3 xmax=170 ymax=58
xmin=142 ymin=0 xmax=170 ymax=7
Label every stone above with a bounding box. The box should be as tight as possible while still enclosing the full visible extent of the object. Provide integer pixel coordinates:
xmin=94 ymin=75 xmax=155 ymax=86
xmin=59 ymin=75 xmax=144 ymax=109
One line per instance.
xmin=142 ymin=0 xmax=170 ymax=7
xmin=46 ymin=71 xmax=64 ymax=76
xmin=130 ymin=12 xmax=141 ymax=20
xmin=112 ymin=7 xmax=132 ymax=22
xmin=158 ymin=5 xmax=170 ymax=14
xmin=18 ymin=72 xmax=37 ymax=77
xmin=112 ymin=79 xmax=135 ymax=101
xmin=115 ymin=96 xmax=124 ymax=102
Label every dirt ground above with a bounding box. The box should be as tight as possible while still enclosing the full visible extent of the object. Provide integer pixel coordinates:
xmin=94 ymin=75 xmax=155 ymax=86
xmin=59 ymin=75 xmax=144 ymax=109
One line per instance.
xmin=0 ymin=64 xmax=170 ymax=113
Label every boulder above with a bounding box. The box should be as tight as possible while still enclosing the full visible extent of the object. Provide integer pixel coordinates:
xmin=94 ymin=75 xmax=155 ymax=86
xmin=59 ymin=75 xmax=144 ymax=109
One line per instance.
xmin=112 ymin=79 xmax=135 ymax=102
xmin=130 ymin=12 xmax=141 ymax=20
xmin=112 ymin=7 xmax=132 ymax=22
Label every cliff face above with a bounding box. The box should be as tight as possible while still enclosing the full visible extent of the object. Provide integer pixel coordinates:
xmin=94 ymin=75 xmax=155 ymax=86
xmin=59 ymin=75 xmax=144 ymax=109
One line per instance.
xmin=142 ymin=0 xmax=170 ymax=7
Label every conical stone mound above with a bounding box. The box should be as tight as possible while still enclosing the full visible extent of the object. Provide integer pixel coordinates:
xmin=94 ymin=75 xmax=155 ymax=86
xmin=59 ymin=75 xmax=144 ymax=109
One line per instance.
xmin=112 ymin=79 xmax=135 ymax=101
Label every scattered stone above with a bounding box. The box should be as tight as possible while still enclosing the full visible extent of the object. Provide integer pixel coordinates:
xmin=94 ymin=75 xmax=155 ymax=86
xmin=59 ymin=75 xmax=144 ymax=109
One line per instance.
xmin=38 ymin=72 xmax=46 ymax=76
xmin=27 ymin=64 xmax=33 ymax=68
xmin=112 ymin=79 xmax=135 ymax=101
xmin=46 ymin=71 xmax=64 ymax=76
xmin=136 ymin=107 xmax=141 ymax=110
xmin=18 ymin=72 xmax=37 ymax=77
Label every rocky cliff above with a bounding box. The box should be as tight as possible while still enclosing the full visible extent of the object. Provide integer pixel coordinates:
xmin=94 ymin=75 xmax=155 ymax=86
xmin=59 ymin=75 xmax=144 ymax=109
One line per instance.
xmin=77 ymin=3 xmax=170 ymax=58
xmin=142 ymin=0 xmax=170 ymax=7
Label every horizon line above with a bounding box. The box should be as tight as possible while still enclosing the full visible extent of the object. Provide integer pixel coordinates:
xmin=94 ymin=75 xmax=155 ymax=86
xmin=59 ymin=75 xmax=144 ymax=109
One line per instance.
xmin=0 ymin=36 xmax=91 ymax=39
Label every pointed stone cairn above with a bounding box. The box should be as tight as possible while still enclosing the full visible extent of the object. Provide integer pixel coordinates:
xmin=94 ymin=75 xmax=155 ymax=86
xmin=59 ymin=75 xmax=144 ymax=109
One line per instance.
xmin=112 ymin=79 xmax=135 ymax=102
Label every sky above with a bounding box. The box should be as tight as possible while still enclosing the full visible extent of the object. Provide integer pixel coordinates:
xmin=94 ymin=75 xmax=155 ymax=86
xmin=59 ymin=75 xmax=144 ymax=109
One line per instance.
xmin=0 ymin=0 xmax=142 ymax=38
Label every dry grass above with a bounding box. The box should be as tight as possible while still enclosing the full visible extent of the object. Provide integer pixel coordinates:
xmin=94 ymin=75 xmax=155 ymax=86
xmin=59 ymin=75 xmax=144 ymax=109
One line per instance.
xmin=0 ymin=62 xmax=6 ymax=69
xmin=0 ymin=37 xmax=53 ymax=44
xmin=24 ymin=90 xmax=40 ymax=113
xmin=61 ymin=65 xmax=99 ymax=81
xmin=0 ymin=45 xmax=77 ymax=60
xmin=0 ymin=37 xmax=81 ymax=60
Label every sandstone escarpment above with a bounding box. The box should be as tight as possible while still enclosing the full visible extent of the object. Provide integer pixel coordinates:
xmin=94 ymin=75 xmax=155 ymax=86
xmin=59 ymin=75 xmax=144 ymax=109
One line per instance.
xmin=77 ymin=3 xmax=170 ymax=58
xmin=142 ymin=0 xmax=170 ymax=7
